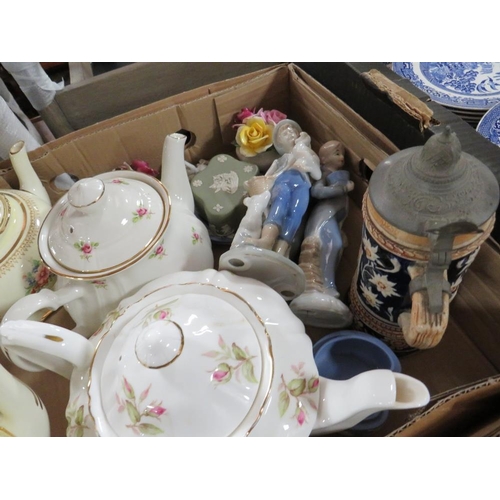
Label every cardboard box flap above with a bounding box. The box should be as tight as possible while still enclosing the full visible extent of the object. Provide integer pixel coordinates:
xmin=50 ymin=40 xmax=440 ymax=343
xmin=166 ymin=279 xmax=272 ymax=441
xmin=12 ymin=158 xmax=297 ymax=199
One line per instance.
xmin=214 ymin=65 xmax=291 ymax=145
xmin=289 ymin=65 xmax=395 ymax=169
xmin=293 ymin=65 xmax=399 ymax=156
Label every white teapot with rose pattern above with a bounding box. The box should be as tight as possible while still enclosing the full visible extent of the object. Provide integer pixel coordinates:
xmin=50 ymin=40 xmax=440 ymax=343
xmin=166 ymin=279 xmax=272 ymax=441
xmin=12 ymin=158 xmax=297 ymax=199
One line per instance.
xmin=2 ymin=133 xmax=213 ymax=340
xmin=0 ymin=269 xmax=430 ymax=437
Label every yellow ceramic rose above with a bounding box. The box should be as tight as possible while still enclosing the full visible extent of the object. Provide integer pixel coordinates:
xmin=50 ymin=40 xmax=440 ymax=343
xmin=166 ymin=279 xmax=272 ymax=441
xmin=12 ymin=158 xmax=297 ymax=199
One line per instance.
xmin=235 ymin=116 xmax=274 ymax=157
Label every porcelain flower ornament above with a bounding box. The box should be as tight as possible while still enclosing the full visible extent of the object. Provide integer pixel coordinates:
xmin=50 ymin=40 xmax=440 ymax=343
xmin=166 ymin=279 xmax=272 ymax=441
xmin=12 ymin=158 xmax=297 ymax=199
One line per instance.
xmin=234 ymin=107 xmax=287 ymax=158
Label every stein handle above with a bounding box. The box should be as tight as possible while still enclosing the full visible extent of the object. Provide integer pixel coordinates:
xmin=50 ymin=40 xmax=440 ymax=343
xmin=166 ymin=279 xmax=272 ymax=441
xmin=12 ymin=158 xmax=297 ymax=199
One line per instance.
xmin=398 ymin=265 xmax=450 ymax=349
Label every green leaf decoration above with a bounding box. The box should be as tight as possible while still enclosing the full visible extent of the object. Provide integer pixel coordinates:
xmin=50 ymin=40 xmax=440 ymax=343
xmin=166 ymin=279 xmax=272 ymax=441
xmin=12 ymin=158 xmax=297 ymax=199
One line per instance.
xmin=278 ymin=390 xmax=290 ymax=417
xmin=126 ymin=401 xmax=141 ymax=424
xmin=75 ymin=405 xmax=85 ymax=426
xmin=75 ymin=427 xmax=84 ymax=438
xmin=232 ymin=343 xmax=247 ymax=361
xmin=242 ymin=359 xmax=258 ymax=384
xmin=74 ymin=242 xmax=81 ymax=249
xmin=93 ymin=242 xmax=99 ymax=247
xmin=137 ymin=423 xmax=164 ymax=436
xmin=287 ymin=378 xmax=306 ymax=397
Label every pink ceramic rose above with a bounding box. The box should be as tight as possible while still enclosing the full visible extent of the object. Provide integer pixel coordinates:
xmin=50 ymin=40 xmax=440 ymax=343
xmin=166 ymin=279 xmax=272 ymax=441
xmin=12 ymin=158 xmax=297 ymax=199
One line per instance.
xmin=263 ymin=109 xmax=287 ymax=125
xmin=236 ymin=107 xmax=256 ymax=122
xmin=35 ymin=265 xmax=51 ymax=287
xmin=81 ymin=243 xmax=93 ymax=255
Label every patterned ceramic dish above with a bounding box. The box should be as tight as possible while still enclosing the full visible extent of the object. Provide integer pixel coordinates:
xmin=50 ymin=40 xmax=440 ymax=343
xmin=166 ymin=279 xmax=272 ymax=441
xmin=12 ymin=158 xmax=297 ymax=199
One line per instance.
xmin=392 ymin=62 xmax=500 ymax=110
xmin=476 ymin=101 xmax=500 ymax=146
xmin=0 ymin=269 xmax=430 ymax=437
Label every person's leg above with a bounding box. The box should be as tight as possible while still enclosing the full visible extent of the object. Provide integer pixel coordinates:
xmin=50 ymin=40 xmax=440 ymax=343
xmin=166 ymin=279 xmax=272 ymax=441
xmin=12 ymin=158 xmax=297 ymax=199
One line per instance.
xmin=246 ymin=181 xmax=289 ymax=249
xmin=274 ymin=178 xmax=310 ymax=254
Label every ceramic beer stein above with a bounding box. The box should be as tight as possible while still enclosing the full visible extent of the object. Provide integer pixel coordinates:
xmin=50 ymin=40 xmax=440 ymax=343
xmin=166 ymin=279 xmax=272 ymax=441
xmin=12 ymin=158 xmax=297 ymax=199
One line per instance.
xmin=349 ymin=127 xmax=499 ymax=351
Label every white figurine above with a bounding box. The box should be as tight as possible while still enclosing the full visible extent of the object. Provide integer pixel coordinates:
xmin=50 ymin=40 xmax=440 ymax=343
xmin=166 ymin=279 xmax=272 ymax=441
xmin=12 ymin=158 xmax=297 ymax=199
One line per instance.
xmin=231 ymin=190 xmax=271 ymax=248
xmin=290 ymin=140 xmax=354 ymax=328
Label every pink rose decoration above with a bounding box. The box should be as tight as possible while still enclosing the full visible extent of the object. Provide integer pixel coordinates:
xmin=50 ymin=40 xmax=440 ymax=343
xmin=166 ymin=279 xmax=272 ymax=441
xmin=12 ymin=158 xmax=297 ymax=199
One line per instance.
xmin=35 ymin=266 xmax=51 ymax=286
xmin=236 ymin=107 xmax=255 ymax=122
xmin=263 ymin=109 xmax=287 ymax=124
xmin=297 ymin=409 xmax=306 ymax=426
xmin=193 ymin=233 xmax=200 ymax=240
xmin=309 ymin=378 xmax=319 ymax=391
xmin=148 ymin=405 xmax=167 ymax=417
xmin=213 ymin=370 xmax=229 ymax=382
xmin=131 ymin=159 xmax=160 ymax=178
xmin=81 ymin=243 xmax=93 ymax=254
xmin=158 ymin=310 xmax=169 ymax=320
xmin=136 ymin=207 xmax=148 ymax=217
xmin=213 ymin=363 xmax=231 ymax=383
xmin=155 ymin=245 xmax=164 ymax=255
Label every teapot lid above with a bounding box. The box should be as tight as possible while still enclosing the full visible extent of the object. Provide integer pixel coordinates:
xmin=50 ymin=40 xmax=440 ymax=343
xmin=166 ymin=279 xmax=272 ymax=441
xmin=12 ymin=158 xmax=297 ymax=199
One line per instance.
xmin=88 ymin=269 xmax=319 ymax=437
xmin=39 ymin=171 xmax=170 ymax=279
xmin=91 ymin=276 xmax=270 ymax=436
xmin=368 ymin=127 xmax=500 ymax=236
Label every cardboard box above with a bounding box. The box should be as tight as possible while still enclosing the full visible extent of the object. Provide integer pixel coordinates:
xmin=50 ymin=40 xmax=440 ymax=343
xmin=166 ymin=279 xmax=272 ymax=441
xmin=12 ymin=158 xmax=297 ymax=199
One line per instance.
xmin=1 ymin=63 xmax=499 ymax=437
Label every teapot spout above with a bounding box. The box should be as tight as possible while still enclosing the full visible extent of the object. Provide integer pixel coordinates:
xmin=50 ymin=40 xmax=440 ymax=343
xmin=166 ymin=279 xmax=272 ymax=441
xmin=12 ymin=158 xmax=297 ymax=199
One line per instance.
xmin=311 ymin=369 xmax=430 ymax=435
xmin=9 ymin=141 xmax=51 ymax=207
xmin=161 ymin=133 xmax=194 ymax=212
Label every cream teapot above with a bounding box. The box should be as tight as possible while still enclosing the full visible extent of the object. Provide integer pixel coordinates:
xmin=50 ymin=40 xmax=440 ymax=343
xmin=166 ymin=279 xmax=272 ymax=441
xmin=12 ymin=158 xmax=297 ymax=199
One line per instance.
xmin=0 ymin=269 xmax=430 ymax=437
xmin=1 ymin=141 xmax=54 ymax=320
xmin=0 ymin=362 xmax=50 ymax=437
xmin=2 ymin=133 xmax=213 ymax=338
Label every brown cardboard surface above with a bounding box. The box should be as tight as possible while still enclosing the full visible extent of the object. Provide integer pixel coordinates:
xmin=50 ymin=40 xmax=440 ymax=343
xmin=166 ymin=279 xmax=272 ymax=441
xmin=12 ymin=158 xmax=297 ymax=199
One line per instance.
xmin=1 ymin=64 xmax=499 ymax=437
xmin=387 ymin=375 xmax=500 ymax=437
xmin=291 ymin=66 xmax=399 ymax=158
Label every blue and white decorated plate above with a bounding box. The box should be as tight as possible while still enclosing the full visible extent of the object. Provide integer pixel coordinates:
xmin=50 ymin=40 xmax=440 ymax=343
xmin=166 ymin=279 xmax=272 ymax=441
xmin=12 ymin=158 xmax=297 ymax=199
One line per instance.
xmin=476 ymin=102 xmax=500 ymax=146
xmin=392 ymin=62 xmax=500 ymax=110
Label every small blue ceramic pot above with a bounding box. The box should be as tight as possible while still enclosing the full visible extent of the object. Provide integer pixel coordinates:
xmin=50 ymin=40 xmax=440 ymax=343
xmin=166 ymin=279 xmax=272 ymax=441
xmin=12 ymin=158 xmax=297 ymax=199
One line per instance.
xmin=313 ymin=330 xmax=401 ymax=431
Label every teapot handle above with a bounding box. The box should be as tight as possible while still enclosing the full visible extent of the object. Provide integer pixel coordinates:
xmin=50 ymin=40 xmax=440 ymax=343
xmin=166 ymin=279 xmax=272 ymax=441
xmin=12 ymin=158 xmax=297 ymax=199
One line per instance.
xmin=2 ymin=283 xmax=88 ymax=324
xmin=0 ymin=319 xmax=94 ymax=379
xmin=398 ymin=265 xmax=450 ymax=349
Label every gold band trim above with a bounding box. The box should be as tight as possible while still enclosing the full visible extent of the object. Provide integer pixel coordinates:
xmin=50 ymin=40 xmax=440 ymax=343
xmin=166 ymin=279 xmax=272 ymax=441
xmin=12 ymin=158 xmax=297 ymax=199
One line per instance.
xmin=0 ymin=194 xmax=10 ymax=234
xmin=0 ymin=426 xmax=15 ymax=437
xmin=0 ymin=193 xmax=29 ymax=269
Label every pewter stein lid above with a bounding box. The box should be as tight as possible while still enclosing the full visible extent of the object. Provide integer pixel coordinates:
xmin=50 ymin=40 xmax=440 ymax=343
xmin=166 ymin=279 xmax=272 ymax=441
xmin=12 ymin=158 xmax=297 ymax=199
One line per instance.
xmin=368 ymin=127 xmax=500 ymax=236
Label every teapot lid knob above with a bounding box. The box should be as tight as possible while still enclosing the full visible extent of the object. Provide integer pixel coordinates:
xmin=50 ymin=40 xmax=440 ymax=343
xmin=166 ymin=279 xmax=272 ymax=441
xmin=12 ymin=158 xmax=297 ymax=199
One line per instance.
xmin=135 ymin=320 xmax=184 ymax=368
xmin=68 ymin=178 xmax=105 ymax=209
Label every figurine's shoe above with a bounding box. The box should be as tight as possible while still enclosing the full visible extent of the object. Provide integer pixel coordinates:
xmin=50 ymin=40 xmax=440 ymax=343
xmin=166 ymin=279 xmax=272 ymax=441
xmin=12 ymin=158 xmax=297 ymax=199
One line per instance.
xmin=218 ymin=245 xmax=305 ymax=301
xmin=290 ymin=290 xmax=353 ymax=329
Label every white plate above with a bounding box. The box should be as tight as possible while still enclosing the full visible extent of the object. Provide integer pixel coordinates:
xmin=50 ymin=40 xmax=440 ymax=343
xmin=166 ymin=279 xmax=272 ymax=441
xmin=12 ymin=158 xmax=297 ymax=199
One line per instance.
xmin=392 ymin=62 xmax=500 ymax=110
xmin=476 ymin=102 xmax=500 ymax=146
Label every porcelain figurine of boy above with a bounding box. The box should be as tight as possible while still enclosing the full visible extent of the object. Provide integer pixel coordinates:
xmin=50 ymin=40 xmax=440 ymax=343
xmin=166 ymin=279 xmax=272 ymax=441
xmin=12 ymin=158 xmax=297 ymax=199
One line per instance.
xmin=247 ymin=126 xmax=322 ymax=256
xmin=290 ymin=140 xmax=354 ymax=328
xmin=218 ymin=120 xmax=320 ymax=301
